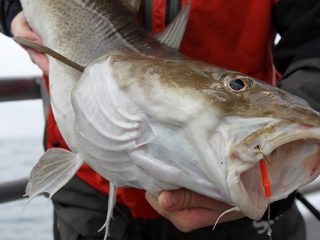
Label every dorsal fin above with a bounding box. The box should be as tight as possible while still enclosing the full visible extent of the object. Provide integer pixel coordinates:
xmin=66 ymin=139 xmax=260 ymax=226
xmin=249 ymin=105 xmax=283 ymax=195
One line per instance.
xmin=119 ymin=0 xmax=141 ymax=14
xmin=14 ymin=36 xmax=85 ymax=72
xmin=154 ymin=1 xmax=191 ymax=50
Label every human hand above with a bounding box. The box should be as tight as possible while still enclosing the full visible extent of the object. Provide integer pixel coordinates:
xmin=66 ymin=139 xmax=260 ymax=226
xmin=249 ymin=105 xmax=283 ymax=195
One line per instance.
xmin=11 ymin=12 xmax=48 ymax=75
xmin=145 ymin=189 xmax=244 ymax=232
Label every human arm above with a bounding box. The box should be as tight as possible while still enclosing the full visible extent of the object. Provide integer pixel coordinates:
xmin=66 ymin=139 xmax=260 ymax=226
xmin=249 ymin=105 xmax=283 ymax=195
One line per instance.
xmin=273 ymin=0 xmax=320 ymax=111
xmin=0 ymin=0 xmax=48 ymax=74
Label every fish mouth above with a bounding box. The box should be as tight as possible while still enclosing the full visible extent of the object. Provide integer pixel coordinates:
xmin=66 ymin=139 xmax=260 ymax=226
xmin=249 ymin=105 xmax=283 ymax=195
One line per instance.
xmin=228 ymin=127 xmax=320 ymax=220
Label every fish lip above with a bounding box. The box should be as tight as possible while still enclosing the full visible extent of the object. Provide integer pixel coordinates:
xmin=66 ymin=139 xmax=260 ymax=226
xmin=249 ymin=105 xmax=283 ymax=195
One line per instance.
xmin=260 ymin=127 xmax=320 ymax=156
xmin=258 ymin=127 xmax=320 ymax=197
xmin=228 ymin=126 xmax=320 ymax=220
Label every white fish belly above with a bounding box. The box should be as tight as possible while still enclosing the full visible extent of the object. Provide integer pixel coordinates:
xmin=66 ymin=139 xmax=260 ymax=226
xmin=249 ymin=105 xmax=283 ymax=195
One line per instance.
xmin=71 ymin=57 xmax=230 ymax=202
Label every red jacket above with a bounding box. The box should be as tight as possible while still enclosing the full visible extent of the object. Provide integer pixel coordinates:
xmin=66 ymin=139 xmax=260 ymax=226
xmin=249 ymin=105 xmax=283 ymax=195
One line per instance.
xmin=45 ymin=0 xmax=278 ymax=219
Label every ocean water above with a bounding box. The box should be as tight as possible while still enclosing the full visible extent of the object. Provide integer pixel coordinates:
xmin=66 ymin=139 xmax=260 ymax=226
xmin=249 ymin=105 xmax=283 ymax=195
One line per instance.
xmin=0 ymin=137 xmax=53 ymax=240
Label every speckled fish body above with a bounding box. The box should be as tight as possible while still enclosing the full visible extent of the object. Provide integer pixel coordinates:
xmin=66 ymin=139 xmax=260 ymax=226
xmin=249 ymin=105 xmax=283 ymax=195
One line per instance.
xmin=20 ymin=0 xmax=320 ymax=222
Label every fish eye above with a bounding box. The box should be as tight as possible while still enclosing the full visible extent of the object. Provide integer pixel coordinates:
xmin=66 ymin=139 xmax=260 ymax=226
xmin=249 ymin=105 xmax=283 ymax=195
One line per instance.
xmin=229 ymin=78 xmax=245 ymax=90
xmin=223 ymin=75 xmax=251 ymax=92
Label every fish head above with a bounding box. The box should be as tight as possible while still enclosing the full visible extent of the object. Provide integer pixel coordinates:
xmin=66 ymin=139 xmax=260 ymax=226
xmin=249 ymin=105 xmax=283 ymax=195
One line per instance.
xmin=127 ymin=56 xmax=320 ymax=219
xmin=82 ymin=53 xmax=320 ymax=220
xmin=202 ymin=69 xmax=320 ymax=219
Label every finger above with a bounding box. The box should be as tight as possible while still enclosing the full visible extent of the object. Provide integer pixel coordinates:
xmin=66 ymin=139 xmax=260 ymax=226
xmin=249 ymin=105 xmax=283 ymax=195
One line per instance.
xmin=27 ymin=49 xmax=49 ymax=75
xmin=145 ymin=192 xmax=164 ymax=214
xmin=168 ymin=206 xmax=244 ymax=232
xmin=158 ymin=189 xmax=231 ymax=211
xmin=167 ymin=207 xmax=224 ymax=232
xmin=34 ymin=54 xmax=49 ymax=75
xmin=11 ymin=12 xmax=43 ymax=44
xmin=11 ymin=12 xmax=32 ymax=35
xmin=146 ymin=192 xmax=245 ymax=232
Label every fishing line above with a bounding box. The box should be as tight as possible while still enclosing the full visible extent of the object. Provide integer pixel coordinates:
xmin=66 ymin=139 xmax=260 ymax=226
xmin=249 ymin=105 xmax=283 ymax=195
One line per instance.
xmin=258 ymin=146 xmax=273 ymax=239
xmin=296 ymin=191 xmax=320 ymax=221
xmin=258 ymin=146 xmax=320 ymax=222
xmin=259 ymin=159 xmax=273 ymax=240
xmin=267 ymin=203 xmax=273 ymax=240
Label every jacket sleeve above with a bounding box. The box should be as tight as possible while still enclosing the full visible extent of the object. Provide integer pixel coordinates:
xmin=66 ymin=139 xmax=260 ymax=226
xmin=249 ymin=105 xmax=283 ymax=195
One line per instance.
xmin=267 ymin=0 xmax=320 ymax=220
xmin=0 ymin=0 xmax=22 ymax=36
xmin=273 ymin=0 xmax=320 ymax=112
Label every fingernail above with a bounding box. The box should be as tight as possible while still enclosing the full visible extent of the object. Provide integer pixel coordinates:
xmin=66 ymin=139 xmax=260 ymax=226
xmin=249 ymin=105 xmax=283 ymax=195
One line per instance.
xmin=159 ymin=191 xmax=175 ymax=209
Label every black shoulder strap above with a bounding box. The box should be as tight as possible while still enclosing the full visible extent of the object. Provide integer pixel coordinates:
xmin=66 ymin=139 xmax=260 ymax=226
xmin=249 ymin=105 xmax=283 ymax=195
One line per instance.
xmin=165 ymin=0 xmax=182 ymax=25
xmin=142 ymin=0 xmax=182 ymax=31
xmin=143 ymin=0 xmax=153 ymax=31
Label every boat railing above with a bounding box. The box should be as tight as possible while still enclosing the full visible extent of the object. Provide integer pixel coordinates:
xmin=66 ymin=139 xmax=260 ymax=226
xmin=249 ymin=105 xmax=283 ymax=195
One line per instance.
xmin=0 ymin=76 xmax=50 ymax=118
xmin=0 ymin=76 xmax=48 ymax=203
xmin=0 ymin=178 xmax=28 ymax=204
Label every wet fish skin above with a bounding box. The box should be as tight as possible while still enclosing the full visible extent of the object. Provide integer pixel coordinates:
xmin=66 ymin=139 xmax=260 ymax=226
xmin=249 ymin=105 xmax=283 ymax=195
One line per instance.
xmin=19 ymin=0 xmax=320 ymax=231
xmin=71 ymin=51 xmax=320 ymax=220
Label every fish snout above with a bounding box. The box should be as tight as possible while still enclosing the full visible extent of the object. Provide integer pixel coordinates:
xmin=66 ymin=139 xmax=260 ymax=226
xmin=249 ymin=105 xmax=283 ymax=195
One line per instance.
xmin=249 ymin=84 xmax=320 ymax=127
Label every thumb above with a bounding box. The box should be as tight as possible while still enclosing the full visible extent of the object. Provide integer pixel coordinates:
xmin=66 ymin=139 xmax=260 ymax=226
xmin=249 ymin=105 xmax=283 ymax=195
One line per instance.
xmin=26 ymin=49 xmax=49 ymax=75
xmin=158 ymin=189 xmax=231 ymax=211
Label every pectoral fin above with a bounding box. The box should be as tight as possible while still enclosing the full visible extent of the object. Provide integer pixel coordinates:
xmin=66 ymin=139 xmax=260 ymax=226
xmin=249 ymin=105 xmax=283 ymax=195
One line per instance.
xmin=25 ymin=148 xmax=83 ymax=200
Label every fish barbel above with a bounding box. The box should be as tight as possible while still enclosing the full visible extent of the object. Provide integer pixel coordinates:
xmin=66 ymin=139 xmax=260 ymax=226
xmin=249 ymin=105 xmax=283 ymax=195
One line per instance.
xmin=20 ymin=0 xmax=320 ymax=236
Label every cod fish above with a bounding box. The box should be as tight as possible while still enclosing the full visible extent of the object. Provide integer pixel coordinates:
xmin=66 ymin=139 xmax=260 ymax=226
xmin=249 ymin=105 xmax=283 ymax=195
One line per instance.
xmin=20 ymin=0 xmax=320 ymax=237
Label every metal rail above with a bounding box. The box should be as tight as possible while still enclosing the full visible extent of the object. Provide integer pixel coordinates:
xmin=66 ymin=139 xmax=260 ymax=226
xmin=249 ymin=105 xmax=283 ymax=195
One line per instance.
xmin=0 ymin=178 xmax=28 ymax=204
xmin=0 ymin=76 xmax=50 ymax=120
xmin=0 ymin=76 xmax=48 ymax=204
xmin=0 ymin=77 xmax=41 ymax=101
